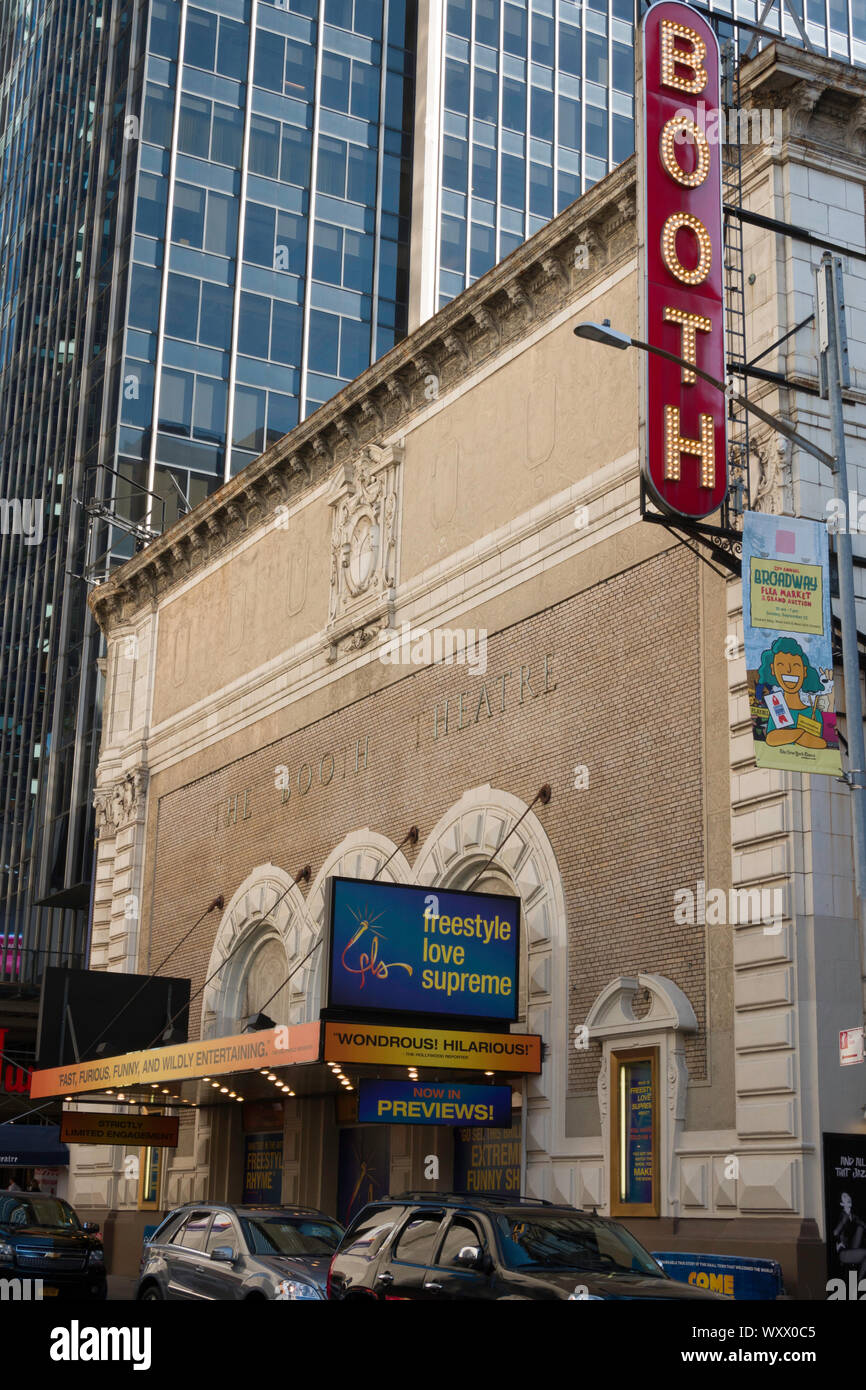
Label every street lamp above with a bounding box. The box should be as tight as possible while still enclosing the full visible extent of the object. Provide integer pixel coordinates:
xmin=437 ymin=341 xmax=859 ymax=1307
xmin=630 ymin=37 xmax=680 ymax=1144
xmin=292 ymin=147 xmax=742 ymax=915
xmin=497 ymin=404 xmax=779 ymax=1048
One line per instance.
xmin=575 ymin=286 xmax=866 ymax=897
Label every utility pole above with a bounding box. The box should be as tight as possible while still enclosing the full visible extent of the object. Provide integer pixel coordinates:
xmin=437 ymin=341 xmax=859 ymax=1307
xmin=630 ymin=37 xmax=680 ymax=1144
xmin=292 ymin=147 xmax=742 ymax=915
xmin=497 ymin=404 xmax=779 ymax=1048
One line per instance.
xmin=816 ymin=252 xmax=866 ymax=899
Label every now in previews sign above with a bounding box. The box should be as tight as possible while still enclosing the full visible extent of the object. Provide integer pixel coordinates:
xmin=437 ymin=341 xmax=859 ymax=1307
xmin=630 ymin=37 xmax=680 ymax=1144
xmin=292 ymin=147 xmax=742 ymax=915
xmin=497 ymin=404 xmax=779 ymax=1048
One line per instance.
xmin=640 ymin=1 xmax=727 ymax=519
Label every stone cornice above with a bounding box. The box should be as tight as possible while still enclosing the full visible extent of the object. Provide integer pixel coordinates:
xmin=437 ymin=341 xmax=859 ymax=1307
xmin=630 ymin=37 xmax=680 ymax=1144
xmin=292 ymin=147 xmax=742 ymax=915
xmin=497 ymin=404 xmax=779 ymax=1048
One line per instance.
xmin=88 ymin=155 xmax=638 ymax=635
xmin=739 ymin=39 xmax=866 ymax=156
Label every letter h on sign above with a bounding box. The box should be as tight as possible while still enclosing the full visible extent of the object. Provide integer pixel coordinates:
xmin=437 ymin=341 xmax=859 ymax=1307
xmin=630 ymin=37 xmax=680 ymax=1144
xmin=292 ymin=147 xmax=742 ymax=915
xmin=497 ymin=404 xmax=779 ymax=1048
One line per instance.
xmin=639 ymin=2 xmax=727 ymax=520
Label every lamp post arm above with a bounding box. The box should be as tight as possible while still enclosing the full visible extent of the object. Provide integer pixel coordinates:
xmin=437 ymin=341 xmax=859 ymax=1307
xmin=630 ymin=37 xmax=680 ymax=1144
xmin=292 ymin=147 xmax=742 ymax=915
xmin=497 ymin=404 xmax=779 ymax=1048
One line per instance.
xmin=628 ymin=335 xmax=837 ymax=471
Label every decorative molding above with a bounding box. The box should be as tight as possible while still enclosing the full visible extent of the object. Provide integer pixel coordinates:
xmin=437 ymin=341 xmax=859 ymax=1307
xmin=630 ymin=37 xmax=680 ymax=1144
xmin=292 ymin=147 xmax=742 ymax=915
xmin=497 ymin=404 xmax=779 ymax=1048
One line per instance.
xmin=325 ymin=441 xmax=402 ymax=662
xmin=750 ymin=432 xmax=792 ymax=516
xmin=93 ymin=767 xmax=148 ymax=837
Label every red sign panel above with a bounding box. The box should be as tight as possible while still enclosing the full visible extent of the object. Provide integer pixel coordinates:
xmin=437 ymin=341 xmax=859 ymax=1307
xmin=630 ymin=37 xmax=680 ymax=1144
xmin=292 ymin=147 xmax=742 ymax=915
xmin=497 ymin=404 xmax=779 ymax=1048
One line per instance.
xmin=640 ymin=1 xmax=727 ymax=519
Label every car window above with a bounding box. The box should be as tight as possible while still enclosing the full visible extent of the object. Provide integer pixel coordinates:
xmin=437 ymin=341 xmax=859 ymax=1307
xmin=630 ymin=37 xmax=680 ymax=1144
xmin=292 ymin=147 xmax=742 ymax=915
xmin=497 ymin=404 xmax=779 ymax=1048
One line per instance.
xmin=205 ymin=1211 xmax=237 ymax=1254
xmin=177 ymin=1211 xmax=213 ymax=1251
xmin=2 ymin=1197 xmax=80 ymax=1230
xmin=434 ymin=1216 xmax=484 ymax=1268
xmin=240 ymin=1215 xmax=343 ymax=1256
xmin=150 ymin=1212 xmax=185 ymax=1246
xmin=392 ymin=1212 xmax=445 ymax=1265
xmin=341 ymin=1205 xmax=405 ymax=1259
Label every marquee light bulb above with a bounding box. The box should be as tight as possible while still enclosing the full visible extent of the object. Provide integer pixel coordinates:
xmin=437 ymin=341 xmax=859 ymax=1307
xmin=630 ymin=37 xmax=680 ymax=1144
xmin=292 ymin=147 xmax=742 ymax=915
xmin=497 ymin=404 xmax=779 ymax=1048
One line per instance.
xmin=659 ymin=116 xmax=710 ymax=189
xmin=660 ymin=19 xmax=708 ymax=94
xmin=661 ymin=212 xmax=712 ymax=286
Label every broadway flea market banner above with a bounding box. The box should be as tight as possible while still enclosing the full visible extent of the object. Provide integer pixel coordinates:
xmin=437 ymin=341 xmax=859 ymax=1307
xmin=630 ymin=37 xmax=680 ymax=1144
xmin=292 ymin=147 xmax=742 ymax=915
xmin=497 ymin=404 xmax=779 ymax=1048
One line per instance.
xmin=29 ymin=1022 xmax=321 ymax=1099
xmin=743 ymin=511 xmax=841 ymax=776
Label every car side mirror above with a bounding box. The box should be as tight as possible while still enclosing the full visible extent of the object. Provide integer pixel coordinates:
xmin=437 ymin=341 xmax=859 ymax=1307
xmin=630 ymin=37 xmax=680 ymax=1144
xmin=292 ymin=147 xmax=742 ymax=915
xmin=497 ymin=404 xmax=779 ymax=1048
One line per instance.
xmin=83 ymin=1222 xmax=100 ymax=1235
xmin=455 ymin=1245 xmax=483 ymax=1269
xmin=210 ymin=1245 xmax=235 ymax=1263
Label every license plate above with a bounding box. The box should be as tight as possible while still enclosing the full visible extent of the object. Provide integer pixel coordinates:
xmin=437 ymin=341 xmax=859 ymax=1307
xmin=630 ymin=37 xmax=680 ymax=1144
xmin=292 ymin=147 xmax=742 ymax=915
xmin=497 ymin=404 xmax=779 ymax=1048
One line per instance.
xmin=42 ymin=1287 xmax=59 ymax=1296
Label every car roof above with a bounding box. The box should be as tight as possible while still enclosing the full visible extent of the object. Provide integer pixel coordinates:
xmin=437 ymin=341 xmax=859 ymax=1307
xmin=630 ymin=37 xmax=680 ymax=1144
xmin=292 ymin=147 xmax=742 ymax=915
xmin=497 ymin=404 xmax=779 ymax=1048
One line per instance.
xmin=358 ymin=1193 xmax=589 ymax=1215
xmin=163 ymin=1202 xmax=333 ymax=1217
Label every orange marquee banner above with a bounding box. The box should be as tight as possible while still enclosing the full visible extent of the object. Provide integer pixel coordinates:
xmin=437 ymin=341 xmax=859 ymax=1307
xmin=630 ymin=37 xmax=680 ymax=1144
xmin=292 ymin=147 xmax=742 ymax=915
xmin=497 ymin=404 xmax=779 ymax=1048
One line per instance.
xmin=29 ymin=1022 xmax=322 ymax=1099
xmin=323 ymin=1021 xmax=542 ymax=1074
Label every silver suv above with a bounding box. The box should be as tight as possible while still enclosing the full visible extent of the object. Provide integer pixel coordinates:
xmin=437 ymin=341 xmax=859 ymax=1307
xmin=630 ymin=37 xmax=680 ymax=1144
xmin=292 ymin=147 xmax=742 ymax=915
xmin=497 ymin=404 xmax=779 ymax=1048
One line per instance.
xmin=137 ymin=1203 xmax=343 ymax=1301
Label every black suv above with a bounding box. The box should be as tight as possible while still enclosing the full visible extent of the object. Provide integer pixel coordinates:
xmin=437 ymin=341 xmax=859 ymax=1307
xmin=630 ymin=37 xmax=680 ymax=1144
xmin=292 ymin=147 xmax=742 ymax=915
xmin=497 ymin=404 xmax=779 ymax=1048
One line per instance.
xmin=327 ymin=1194 xmax=726 ymax=1301
xmin=0 ymin=1192 xmax=106 ymax=1300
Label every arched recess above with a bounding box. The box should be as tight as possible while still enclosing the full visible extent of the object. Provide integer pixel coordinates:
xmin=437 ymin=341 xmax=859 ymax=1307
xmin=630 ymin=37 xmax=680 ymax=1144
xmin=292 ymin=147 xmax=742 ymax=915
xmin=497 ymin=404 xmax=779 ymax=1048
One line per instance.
xmin=585 ymin=973 xmax=697 ymax=1217
xmin=201 ymin=864 xmax=315 ymax=1037
xmin=304 ymin=829 xmax=415 ymax=1010
xmin=413 ymin=785 xmax=568 ymax=1199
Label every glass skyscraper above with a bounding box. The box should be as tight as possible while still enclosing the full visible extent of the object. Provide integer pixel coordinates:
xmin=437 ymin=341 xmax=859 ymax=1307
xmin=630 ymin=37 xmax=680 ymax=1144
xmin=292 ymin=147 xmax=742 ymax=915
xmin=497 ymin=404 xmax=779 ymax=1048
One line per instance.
xmin=1 ymin=0 xmax=863 ymax=986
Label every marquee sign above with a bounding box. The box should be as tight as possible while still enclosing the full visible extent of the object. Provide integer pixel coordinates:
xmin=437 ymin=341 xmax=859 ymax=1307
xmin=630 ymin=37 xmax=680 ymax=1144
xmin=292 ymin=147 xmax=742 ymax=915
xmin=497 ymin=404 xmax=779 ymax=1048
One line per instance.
xmin=640 ymin=1 xmax=727 ymax=519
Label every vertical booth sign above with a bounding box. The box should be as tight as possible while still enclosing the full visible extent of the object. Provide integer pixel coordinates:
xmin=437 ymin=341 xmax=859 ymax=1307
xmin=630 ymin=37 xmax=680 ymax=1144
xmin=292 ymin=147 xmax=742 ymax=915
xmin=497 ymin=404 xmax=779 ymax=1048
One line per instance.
xmin=640 ymin=1 xmax=727 ymax=520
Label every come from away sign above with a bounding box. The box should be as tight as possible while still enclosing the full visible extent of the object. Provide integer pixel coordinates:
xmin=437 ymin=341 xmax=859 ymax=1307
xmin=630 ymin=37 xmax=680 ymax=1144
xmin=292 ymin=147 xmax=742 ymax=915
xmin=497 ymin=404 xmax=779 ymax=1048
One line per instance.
xmin=358 ymin=1079 xmax=512 ymax=1127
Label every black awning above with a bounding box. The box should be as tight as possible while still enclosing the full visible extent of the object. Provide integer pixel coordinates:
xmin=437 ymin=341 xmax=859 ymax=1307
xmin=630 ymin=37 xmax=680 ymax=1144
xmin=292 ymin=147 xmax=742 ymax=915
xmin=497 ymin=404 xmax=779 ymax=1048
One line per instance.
xmin=33 ymin=883 xmax=91 ymax=910
xmin=0 ymin=1123 xmax=69 ymax=1167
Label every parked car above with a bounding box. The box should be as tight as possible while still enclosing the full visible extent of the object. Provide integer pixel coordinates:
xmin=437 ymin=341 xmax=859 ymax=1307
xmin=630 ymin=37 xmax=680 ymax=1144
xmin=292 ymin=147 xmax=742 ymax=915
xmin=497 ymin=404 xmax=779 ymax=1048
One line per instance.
xmin=0 ymin=1192 xmax=106 ymax=1300
xmin=327 ymin=1194 xmax=728 ymax=1301
xmin=137 ymin=1203 xmax=344 ymax=1300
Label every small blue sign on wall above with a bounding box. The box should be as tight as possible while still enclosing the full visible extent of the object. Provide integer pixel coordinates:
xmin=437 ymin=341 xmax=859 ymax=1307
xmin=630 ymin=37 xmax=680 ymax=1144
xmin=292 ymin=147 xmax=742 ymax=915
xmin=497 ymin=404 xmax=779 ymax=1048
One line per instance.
xmin=327 ymin=877 xmax=520 ymax=1022
xmin=359 ymin=1079 xmax=512 ymax=1127
xmin=652 ymin=1251 xmax=784 ymax=1300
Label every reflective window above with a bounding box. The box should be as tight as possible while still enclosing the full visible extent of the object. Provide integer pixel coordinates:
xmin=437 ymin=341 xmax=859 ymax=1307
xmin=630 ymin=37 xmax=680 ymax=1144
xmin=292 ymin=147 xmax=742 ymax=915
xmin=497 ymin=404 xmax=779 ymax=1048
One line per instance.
xmin=205 ymin=1211 xmax=237 ymax=1254
xmin=393 ymin=1213 xmax=445 ymax=1265
xmin=177 ymin=1210 xmax=212 ymax=1250
xmin=435 ymin=1217 xmax=484 ymax=1268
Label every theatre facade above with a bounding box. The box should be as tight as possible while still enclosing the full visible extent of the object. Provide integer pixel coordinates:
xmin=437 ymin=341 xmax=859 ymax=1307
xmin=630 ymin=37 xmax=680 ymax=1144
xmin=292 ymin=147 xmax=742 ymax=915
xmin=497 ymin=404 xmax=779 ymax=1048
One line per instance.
xmin=46 ymin=41 xmax=866 ymax=1293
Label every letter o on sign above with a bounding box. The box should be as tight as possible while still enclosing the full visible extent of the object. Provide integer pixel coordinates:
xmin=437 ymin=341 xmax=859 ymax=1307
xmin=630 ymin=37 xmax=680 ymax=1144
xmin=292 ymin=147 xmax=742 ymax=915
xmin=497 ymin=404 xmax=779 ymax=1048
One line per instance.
xmin=660 ymin=211 xmax=712 ymax=285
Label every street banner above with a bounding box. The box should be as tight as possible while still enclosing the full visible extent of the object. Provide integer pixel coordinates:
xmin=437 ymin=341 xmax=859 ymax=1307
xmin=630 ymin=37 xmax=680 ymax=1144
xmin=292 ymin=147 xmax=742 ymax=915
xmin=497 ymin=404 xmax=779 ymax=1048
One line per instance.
xmin=60 ymin=1111 xmax=179 ymax=1147
xmin=30 ymin=1021 xmax=321 ymax=1099
xmin=743 ymin=511 xmax=841 ymax=776
xmin=358 ymin=1079 xmax=512 ymax=1126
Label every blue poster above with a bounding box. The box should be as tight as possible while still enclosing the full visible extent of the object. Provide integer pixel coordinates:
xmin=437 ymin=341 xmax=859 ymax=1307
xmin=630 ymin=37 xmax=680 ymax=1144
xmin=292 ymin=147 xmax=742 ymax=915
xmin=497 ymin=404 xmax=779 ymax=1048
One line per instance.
xmin=624 ymin=1059 xmax=654 ymax=1205
xmin=358 ymin=1079 xmax=512 ymax=1126
xmin=337 ymin=1126 xmax=391 ymax=1227
xmin=327 ymin=877 xmax=520 ymax=1021
xmin=453 ymin=1123 xmax=522 ymax=1195
xmin=652 ymin=1251 xmax=784 ymax=1300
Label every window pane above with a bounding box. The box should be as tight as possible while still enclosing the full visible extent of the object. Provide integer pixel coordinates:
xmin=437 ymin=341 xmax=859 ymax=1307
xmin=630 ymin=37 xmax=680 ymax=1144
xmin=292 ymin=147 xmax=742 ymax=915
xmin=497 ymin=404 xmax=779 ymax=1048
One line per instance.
xmin=308 ymin=310 xmax=339 ymax=374
xmin=281 ymin=126 xmax=311 ymax=186
xmin=347 ymin=144 xmax=377 ymax=205
xmin=164 ymin=273 xmax=201 ymax=340
xmin=120 ymin=360 xmax=155 ymax=428
xmin=160 ymin=368 xmax=194 ymax=435
xmin=276 ymin=212 xmax=307 ymax=274
xmin=394 ymin=1215 xmax=444 ymax=1265
xmin=271 ymin=300 xmax=303 ymax=364
xmin=503 ymin=78 xmax=526 ymax=132
xmin=445 ymin=59 xmax=470 ymax=114
xmin=343 ymin=229 xmax=373 ymax=292
xmin=586 ymin=33 xmax=608 ymax=86
xmin=233 ymin=385 xmax=266 ymax=451
xmin=470 ymin=222 xmax=495 ymax=278
xmin=172 ymin=183 xmax=206 ymax=247
xmin=178 ymin=94 xmax=211 ymax=158
xmin=317 ymin=136 xmax=347 ymax=196
xmin=313 ymin=222 xmax=343 ymax=282
xmin=351 ymin=62 xmax=380 ymax=121
xmin=325 ymin=0 xmax=352 ymax=27
xmin=244 ymin=202 xmax=276 ymax=265
xmin=440 ymin=215 xmax=466 ymax=272
xmin=285 ymin=39 xmax=315 ymax=99
xmin=531 ymin=87 xmax=554 ymax=141
xmin=254 ymin=30 xmax=284 ymax=90
xmin=150 ymin=0 xmax=181 ymax=59
xmin=475 ymin=0 xmax=499 ymax=47
xmin=472 ymin=144 xmax=496 ymax=201
xmin=266 ymin=391 xmax=299 ymax=443
xmin=560 ymin=22 xmax=581 ymax=77
xmin=503 ymin=2 xmax=527 ymax=55
xmin=194 ymin=376 xmax=227 ymax=442
xmin=474 ymin=68 xmax=498 ymax=122
xmin=447 ymin=0 xmax=471 ymax=38
xmin=136 ymin=172 xmax=168 ymax=238
xmin=532 ymin=13 xmax=555 ymax=65
xmin=529 ymin=161 xmax=553 ymax=217
xmin=501 ymin=153 xmax=525 ymax=208
xmin=321 ymin=52 xmax=351 ymax=111
xmin=239 ymin=293 xmax=271 ymax=357
xmin=185 ymin=8 xmax=216 ymax=70
xmin=217 ymin=17 xmax=248 ymax=80
xmin=199 ymin=282 xmax=233 ymax=349
xmin=129 ymin=264 xmax=162 ymax=331
xmin=442 ymin=136 xmax=468 ymax=193
xmin=436 ymin=1218 xmax=482 ymax=1268
xmin=612 ymin=43 xmax=634 ymax=95
xmin=339 ymin=317 xmax=370 ymax=379
xmin=143 ymin=83 xmax=174 ymax=145
xmin=205 ymin=192 xmax=237 ymax=257
xmin=212 ymin=104 xmax=243 ymax=165
xmin=559 ymin=96 xmax=581 ymax=150
xmin=250 ymin=116 xmax=280 ymax=178
xmin=586 ymin=105 xmax=607 ymax=158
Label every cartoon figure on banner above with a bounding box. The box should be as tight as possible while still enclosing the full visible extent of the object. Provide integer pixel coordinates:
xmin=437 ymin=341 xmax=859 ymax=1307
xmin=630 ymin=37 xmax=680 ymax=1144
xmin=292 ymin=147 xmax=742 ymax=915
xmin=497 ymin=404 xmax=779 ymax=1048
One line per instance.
xmin=752 ymin=637 xmax=837 ymax=752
